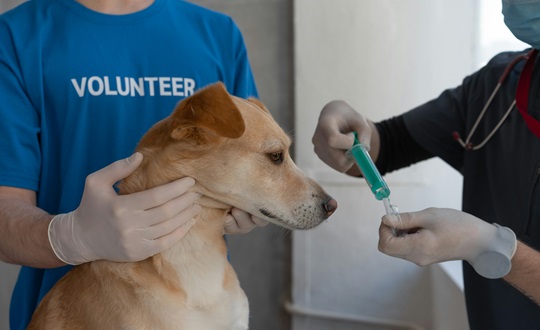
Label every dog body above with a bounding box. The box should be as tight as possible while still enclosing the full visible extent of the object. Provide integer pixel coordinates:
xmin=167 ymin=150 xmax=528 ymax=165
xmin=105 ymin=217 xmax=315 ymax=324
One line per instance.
xmin=28 ymin=83 xmax=336 ymax=329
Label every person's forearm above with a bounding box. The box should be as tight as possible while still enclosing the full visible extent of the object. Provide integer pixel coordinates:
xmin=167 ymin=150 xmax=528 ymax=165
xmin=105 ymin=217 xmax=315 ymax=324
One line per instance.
xmin=504 ymin=241 xmax=540 ymax=305
xmin=0 ymin=195 xmax=64 ymax=268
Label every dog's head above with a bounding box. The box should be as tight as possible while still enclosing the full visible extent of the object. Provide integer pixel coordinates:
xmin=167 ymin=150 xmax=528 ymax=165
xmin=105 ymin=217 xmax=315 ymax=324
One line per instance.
xmin=121 ymin=82 xmax=336 ymax=230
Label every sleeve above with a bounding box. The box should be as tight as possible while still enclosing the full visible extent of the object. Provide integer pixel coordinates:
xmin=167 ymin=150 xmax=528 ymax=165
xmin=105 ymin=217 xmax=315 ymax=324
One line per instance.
xmin=228 ymin=19 xmax=258 ymax=99
xmin=0 ymin=20 xmax=41 ymax=190
xmin=374 ymin=115 xmax=434 ymax=175
xmin=400 ymin=80 xmax=472 ymax=173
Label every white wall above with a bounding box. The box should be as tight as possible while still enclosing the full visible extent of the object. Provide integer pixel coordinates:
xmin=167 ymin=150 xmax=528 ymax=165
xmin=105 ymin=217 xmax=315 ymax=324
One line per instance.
xmin=292 ymin=1 xmax=476 ymax=329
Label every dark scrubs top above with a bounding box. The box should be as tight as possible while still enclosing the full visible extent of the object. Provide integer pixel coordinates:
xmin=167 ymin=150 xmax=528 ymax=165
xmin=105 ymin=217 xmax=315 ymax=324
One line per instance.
xmin=376 ymin=49 xmax=540 ymax=330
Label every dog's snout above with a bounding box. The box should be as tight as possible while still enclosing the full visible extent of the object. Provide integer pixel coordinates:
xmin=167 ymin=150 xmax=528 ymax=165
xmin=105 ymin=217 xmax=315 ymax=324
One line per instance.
xmin=322 ymin=197 xmax=337 ymax=218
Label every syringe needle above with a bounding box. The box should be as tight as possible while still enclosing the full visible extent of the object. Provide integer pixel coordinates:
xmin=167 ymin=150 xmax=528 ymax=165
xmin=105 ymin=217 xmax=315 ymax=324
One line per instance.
xmin=383 ymin=197 xmax=405 ymax=237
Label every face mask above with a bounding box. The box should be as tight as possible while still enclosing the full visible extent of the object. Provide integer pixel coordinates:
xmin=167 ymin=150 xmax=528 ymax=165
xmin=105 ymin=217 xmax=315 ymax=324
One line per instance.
xmin=502 ymin=0 xmax=540 ymax=49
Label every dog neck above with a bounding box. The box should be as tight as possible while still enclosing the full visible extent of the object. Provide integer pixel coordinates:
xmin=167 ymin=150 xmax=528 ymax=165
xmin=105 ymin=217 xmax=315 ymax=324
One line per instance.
xmin=118 ymin=168 xmax=239 ymax=306
xmin=154 ymin=205 xmax=234 ymax=308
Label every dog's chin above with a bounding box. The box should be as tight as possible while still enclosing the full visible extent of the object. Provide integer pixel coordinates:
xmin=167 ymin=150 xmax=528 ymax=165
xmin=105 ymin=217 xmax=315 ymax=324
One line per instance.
xmin=267 ymin=218 xmax=324 ymax=230
xmin=258 ymin=208 xmax=325 ymax=230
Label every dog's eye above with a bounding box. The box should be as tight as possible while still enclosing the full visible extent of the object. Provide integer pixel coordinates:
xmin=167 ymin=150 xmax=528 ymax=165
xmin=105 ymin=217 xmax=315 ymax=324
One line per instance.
xmin=268 ymin=152 xmax=284 ymax=165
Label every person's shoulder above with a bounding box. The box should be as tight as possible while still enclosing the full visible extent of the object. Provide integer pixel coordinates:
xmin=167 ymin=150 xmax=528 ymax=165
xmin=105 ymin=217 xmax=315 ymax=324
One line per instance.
xmin=484 ymin=48 xmax=531 ymax=70
xmin=0 ymin=0 xmax=55 ymax=28
xmin=0 ymin=0 xmax=45 ymax=19
xmin=0 ymin=1 xmax=30 ymax=22
xmin=0 ymin=2 xmax=32 ymax=39
xmin=465 ymin=48 xmax=531 ymax=86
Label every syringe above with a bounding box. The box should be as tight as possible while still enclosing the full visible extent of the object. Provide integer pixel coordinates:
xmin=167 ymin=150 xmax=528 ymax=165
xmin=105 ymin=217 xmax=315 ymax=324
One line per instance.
xmin=348 ymin=132 xmax=404 ymax=236
xmin=348 ymin=132 xmax=389 ymax=200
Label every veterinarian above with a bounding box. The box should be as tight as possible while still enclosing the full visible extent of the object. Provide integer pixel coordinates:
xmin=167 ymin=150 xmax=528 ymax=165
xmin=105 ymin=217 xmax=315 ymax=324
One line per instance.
xmin=312 ymin=0 xmax=540 ymax=329
xmin=0 ymin=1 xmax=265 ymax=329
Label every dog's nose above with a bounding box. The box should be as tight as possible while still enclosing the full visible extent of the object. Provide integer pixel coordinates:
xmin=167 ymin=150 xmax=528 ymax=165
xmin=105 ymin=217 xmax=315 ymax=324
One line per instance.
xmin=322 ymin=197 xmax=338 ymax=218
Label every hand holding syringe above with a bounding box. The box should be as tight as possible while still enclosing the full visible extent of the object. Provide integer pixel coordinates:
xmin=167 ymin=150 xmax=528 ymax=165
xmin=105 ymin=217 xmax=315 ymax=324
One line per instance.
xmin=347 ymin=132 xmax=404 ymax=236
xmin=348 ymin=134 xmax=519 ymax=279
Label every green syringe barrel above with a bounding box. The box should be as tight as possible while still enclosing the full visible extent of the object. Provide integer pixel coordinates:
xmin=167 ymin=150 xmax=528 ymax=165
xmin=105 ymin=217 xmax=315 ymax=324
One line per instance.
xmin=350 ymin=132 xmax=390 ymax=200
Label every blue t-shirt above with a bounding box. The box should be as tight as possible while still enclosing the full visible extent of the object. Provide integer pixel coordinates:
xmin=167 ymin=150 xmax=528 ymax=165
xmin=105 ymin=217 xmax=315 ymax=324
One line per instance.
xmin=0 ymin=0 xmax=258 ymax=328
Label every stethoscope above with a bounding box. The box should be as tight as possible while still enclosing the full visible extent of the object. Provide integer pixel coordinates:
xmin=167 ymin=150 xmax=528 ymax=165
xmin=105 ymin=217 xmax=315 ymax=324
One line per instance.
xmin=452 ymin=49 xmax=539 ymax=151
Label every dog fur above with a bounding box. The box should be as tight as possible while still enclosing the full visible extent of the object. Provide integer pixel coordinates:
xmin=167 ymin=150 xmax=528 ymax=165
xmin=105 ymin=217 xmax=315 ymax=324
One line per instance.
xmin=28 ymin=82 xmax=337 ymax=329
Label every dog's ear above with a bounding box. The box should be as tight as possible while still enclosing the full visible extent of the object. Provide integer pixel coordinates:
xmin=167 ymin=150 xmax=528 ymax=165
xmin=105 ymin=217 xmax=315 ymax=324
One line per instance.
xmin=247 ymin=97 xmax=272 ymax=116
xmin=170 ymin=82 xmax=245 ymax=141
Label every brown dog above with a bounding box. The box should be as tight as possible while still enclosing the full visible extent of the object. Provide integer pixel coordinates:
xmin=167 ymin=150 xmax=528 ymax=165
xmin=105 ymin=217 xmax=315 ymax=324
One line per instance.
xmin=28 ymin=82 xmax=337 ymax=329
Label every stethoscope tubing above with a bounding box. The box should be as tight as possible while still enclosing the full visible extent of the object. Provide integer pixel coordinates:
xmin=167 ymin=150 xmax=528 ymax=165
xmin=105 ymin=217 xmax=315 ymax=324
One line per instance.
xmin=452 ymin=52 xmax=531 ymax=151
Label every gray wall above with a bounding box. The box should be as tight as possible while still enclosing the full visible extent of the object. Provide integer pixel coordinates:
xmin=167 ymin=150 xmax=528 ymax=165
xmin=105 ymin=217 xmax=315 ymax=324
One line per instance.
xmin=0 ymin=265 xmax=18 ymax=330
xmin=0 ymin=1 xmax=293 ymax=330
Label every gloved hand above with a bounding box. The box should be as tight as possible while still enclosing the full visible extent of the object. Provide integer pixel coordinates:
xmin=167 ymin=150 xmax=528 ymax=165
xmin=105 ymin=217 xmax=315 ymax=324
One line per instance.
xmin=224 ymin=208 xmax=268 ymax=235
xmin=378 ymin=208 xmax=517 ymax=279
xmin=48 ymin=152 xmax=202 ymax=265
xmin=312 ymin=100 xmax=373 ymax=173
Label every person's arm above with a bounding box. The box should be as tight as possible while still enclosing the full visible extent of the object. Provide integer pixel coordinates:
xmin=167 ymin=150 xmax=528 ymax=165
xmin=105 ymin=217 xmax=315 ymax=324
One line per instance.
xmin=504 ymin=241 xmax=540 ymax=305
xmin=1 ymin=154 xmax=202 ymax=267
xmin=378 ymin=207 xmax=540 ymax=305
xmin=373 ymin=116 xmax=433 ymax=176
xmin=0 ymin=186 xmax=62 ymax=268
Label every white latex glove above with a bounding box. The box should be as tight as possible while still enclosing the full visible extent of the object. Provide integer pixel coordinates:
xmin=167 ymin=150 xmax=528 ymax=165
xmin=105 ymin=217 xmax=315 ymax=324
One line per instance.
xmin=48 ymin=153 xmax=202 ymax=265
xmin=312 ymin=100 xmax=372 ymax=173
xmin=224 ymin=208 xmax=268 ymax=235
xmin=378 ymin=208 xmax=517 ymax=279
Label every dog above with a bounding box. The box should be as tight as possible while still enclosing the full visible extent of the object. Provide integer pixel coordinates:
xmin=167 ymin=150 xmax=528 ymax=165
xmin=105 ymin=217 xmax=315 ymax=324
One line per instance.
xmin=28 ymin=82 xmax=337 ymax=329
